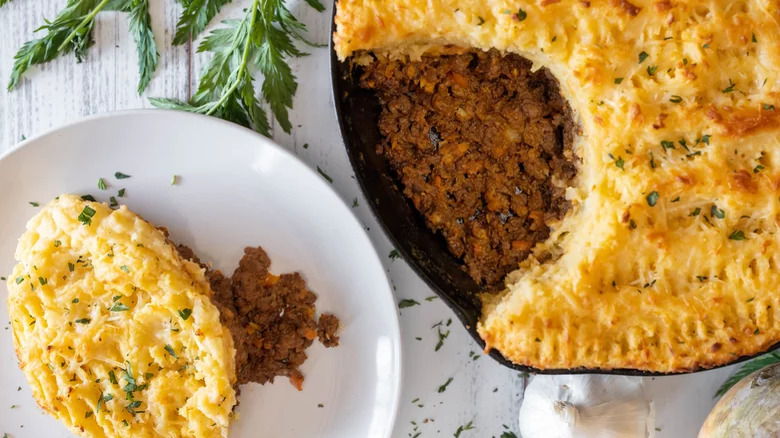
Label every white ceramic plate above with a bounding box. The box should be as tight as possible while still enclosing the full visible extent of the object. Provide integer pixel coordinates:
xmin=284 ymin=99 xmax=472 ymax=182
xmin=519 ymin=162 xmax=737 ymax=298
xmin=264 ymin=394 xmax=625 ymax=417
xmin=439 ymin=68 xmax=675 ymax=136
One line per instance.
xmin=0 ymin=110 xmax=402 ymax=438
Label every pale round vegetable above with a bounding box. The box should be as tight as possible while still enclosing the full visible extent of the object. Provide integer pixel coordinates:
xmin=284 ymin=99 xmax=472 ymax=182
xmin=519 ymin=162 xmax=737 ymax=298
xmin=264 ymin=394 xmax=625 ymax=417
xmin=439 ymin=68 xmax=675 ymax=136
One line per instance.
xmin=699 ymin=363 xmax=780 ymax=438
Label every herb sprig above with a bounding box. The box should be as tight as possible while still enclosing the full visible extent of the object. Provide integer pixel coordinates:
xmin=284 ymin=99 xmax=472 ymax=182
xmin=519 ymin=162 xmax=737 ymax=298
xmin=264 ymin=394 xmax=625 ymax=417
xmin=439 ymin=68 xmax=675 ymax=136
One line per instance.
xmin=4 ymin=0 xmax=322 ymax=135
xmin=715 ymin=352 xmax=780 ymax=397
xmin=150 ymin=0 xmax=324 ymax=135
xmin=5 ymin=0 xmax=158 ymax=93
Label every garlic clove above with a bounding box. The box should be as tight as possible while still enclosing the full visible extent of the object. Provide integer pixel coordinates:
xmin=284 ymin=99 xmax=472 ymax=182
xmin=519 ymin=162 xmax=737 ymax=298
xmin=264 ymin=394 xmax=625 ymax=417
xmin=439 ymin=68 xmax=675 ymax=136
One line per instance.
xmin=519 ymin=375 xmax=654 ymax=438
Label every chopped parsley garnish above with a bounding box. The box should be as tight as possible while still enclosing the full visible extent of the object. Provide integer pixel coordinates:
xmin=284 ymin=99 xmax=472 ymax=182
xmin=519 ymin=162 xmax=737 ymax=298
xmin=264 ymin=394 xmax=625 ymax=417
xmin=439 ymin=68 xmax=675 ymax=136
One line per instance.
xmin=690 ymin=207 xmax=701 ymax=216
xmin=435 ymin=326 xmax=450 ymax=351
xmin=746 ymin=297 xmax=755 ymax=302
xmin=171 ymin=175 xmax=178 ymax=185
xmin=389 ymin=249 xmax=401 ymax=260
xmin=75 ymin=318 xmax=91 ymax=324
xmin=646 ymin=65 xmax=658 ymax=76
xmin=398 ymin=299 xmax=420 ymax=309
xmin=121 ymin=361 xmax=148 ymax=398
xmin=119 ymin=265 xmax=130 ymax=273
xmin=38 ymin=277 xmax=47 ymax=285
xmin=764 ymin=104 xmax=775 ymax=111
xmin=78 ymin=206 xmax=97 ymax=226
xmin=303 ymin=143 xmax=309 ymax=149
xmin=711 ymin=206 xmax=725 ymax=219
xmin=476 ymin=16 xmax=484 ymax=25
xmin=437 ymin=377 xmax=453 ymax=393
xmin=15 ymin=277 xmax=24 ymax=284
xmin=98 ymin=178 xmax=107 ymax=190
xmin=728 ymin=230 xmax=746 ymax=240
xmin=615 ymin=156 xmax=625 ymax=170
xmin=501 ymin=432 xmax=519 ymax=438
xmin=696 ymin=276 xmax=708 ymax=282
xmin=752 ymin=33 xmax=757 ymax=43
xmin=97 ymin=392 xmax=114 ymax=412
xmin=638 ymin=51 xmax=649 ymax=64
xmin=68 ymin=263 xmax=75 ymax=272
xmin=29 ymin=201 xmax=39 ymax=207
xmin=649 ymin=152 xmax=657 ymax=169
xmin=722 ymin=79 xmax=736 ymax=93
xmin=178 ymin=308 xmax=192 ymax=320
xmin=661 ymin=140 xmax=675 ymax=150
xmin=108 ymin=370 xmax=118 ymax=384
xmin=514 ymin=8 xmax=527 ymax=21
xmin=85 ymin=411 xmax=93 ymax=418
xmin=754 ymin=164 xmax=765 ymax=173
xmin=316 ymin=166 xmax=333 ymax=183
xmin=113 ymin=295 xmax=122 ymax=301
xmin=454 ymin=421 xmax=475 ymax=437
xmin=164 ymin=344 xmax=178 ymax=358
xmin=614 ymin=77 xmax=624 ymax=84
xmin=669 ymin=95 xmax=682 ymax=103
xmin=671 ymin=197 xmax=680 ymax=202
xmin=114 ymin=172 xmax=132 ymax=179
xmin=110 ymin=303 xmax=130 ymax=312
xmin=54 ymin=240 xmax=62 ymax=247
xmin=702 ymin=43 xmax=710 ymax=49
xmin=646 ymin=191 xmax=659 ymax=207
xmin=125 ymin=400 xmax=144 ymax=415
xmin=110 ymin=197 xmax=119 ymax=209
xmin=118 ymin=188 xmax=126 ymax=197
xmin=425 ymin=296 xmax=438 ymax=301
xmin=352 ymin=198 xmax=359 ymax=208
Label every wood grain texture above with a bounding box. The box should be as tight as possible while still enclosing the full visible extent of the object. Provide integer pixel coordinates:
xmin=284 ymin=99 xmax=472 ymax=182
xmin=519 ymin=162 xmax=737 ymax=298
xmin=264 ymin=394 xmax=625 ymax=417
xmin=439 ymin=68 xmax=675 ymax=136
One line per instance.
xmin=0 ymin=0 xmax=191 ymax=149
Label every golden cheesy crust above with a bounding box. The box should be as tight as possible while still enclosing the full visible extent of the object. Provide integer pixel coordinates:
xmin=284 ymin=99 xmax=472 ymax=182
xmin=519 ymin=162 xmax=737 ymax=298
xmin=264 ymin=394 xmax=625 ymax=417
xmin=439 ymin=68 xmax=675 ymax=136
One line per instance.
xmin=335 ymin=0 xmax=780 ymax=372
xmin=7 ymin=195 xmax=236 ymax=437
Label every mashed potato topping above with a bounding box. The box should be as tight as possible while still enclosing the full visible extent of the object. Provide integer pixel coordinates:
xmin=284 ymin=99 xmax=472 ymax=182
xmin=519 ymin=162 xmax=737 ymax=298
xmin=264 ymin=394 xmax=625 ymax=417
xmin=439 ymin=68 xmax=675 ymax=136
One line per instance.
xmin=6 ymin=194 xmax=236 ymax=437
xmin=335 ymin=0 xmax=780 ymax=371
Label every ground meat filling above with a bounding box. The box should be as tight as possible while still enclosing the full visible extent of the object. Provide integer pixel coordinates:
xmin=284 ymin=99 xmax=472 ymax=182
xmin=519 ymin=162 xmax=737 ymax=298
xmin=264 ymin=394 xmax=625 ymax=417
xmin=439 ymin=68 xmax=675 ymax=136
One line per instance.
xmin=361 ymin=48 xmax=577 ymax=287
xmin=176 ymin=244 xmax=340 ymax=390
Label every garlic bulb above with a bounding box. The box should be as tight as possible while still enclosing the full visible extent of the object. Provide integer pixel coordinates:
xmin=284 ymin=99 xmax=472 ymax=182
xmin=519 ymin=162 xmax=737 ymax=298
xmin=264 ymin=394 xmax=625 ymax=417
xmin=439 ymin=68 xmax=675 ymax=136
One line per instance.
xmin=518 ymin=375 xmax=654 ymax=438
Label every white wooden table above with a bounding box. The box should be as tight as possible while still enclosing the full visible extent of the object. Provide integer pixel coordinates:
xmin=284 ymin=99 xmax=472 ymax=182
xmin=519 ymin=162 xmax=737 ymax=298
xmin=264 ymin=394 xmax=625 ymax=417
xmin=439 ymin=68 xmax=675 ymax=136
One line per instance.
xmin=0 ymin=1 xmax=739 ymax=437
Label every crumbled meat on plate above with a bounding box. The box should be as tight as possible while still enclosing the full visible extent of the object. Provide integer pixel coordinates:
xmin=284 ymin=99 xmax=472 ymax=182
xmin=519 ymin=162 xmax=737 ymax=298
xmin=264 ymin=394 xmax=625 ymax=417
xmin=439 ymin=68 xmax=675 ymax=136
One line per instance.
xmin=176 ymin=243 xmax=339 ymax=390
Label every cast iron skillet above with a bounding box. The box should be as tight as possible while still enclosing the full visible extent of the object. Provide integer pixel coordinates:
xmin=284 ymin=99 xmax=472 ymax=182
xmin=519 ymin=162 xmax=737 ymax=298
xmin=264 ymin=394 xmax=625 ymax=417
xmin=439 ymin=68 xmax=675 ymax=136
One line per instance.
xmin=328 ymin=5 xmax=779 ymax=375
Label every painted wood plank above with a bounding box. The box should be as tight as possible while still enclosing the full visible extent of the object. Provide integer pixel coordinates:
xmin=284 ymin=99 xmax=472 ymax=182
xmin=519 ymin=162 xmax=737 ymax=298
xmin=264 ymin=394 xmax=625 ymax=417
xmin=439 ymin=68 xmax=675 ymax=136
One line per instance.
xmin=0 ymin=0 xmax=191 ymax=150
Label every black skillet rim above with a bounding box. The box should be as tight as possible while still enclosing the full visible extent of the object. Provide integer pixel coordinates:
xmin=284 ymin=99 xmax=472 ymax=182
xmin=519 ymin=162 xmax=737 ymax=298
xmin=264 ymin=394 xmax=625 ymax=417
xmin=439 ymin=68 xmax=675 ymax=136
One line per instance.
xmin=326 ymin=2 xmax=779 ymax=376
